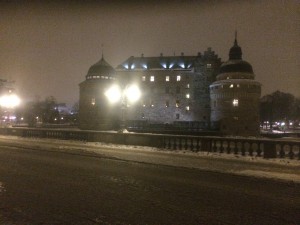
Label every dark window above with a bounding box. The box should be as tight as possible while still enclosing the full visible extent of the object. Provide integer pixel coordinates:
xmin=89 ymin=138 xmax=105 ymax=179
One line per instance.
xmin=165 ymin=87 xmax=169 ymax=94
xmin=176 ymin=86 xmax=180 ymax=94
xmin=176 ymin=114 xmax=180 ymax=119
xmin=166 ymin=100 xmax=169 ymax=107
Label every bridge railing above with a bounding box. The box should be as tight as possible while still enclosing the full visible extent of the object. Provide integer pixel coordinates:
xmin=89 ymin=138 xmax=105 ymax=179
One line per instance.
xmin=0 ymin=127 xmax=299 ymax=160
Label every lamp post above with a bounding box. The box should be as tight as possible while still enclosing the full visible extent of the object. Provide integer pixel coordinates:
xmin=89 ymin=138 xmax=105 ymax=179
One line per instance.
xmin=105 ymin=84 xmax=141 ymax=133
xmin=0 ymin=93 xmax=21 ymax=127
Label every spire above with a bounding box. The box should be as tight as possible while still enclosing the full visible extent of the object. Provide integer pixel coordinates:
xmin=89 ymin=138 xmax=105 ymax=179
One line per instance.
xmin=229 ymin=31 xmax=242 ymax=60
xmin=234 ymin=30 xmax=238 ymax=46
xmin=101 ymin=43 xmax=104 ymax=59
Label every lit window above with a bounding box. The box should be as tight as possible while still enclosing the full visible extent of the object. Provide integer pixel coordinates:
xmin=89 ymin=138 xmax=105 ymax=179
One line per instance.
xmin=177 ymin=75 xmax=181 ymax=81
xmin=237 ymin=84 xmax=240 ymax=88
xmin=233 ymin=99 xmax=239 ymax=107
xmin=207 ymin=63 xmax=212 ymax=68
xmin=186 ymin=94 xmax=190 ymax=99
xmin=186 ymin=106 xmax=190 ymax=111
xmin=176 ymin=100 xmax=180 ymax=108
xmin=142 ymin=76 xmax=146 ymax=81
xmin=150 ymin=76 xmax=155 ymax=82
xmin=186 ymin=84 xmax=190 ymax=89
xmin=230 ymin=84 xmax=234 ymax=88
xmin=91 ymin=98 xmax=96 ymax=106
xmin=166 ymin=76 xmax=170 ymax=82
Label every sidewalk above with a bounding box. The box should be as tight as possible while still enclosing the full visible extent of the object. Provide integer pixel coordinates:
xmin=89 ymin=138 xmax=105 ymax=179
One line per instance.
xmin=0 ymin=135 xmax=299 ymax=183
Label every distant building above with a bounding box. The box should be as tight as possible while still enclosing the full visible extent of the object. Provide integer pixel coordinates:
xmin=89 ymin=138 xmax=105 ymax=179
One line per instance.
xmin=210 ymin=35 xmax=261 ymax=136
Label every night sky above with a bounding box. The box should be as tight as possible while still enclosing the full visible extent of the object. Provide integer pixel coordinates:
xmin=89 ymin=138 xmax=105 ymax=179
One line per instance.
xmin=0 ymin=0 xmax=299 ymax=107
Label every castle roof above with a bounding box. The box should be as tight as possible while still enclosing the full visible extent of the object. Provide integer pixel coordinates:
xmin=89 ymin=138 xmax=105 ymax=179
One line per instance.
xmin=86 ymin=56 xmax=115 ymax=79
xmin=116 ymin=48 xmax=220 ymax=71
xmin=219 ymin=34 xmax=253 ymax=74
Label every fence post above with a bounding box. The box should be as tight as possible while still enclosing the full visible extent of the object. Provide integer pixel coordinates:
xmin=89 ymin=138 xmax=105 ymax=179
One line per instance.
xmin=263 ymin=141 xmax=277 ymax=158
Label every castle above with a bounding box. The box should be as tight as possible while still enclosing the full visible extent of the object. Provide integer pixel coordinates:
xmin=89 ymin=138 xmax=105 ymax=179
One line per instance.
xmin=79 ymin=36 xmax=261 ymax=136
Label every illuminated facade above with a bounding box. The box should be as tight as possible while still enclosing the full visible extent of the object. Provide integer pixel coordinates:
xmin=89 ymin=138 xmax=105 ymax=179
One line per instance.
xmin=210 ymin=36 xmax=261 ymax=136
xmin=116 ymin=49 xmax=221 ymax=130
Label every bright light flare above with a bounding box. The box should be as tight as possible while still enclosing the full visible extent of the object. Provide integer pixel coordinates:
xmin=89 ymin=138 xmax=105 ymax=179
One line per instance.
xmin=125 ymin=84 xmax=141 ymax=103
xmin=0 ymin=94 xmax=21 ymax=108
xmin=105 ymin=85 xmax=121 ymax=103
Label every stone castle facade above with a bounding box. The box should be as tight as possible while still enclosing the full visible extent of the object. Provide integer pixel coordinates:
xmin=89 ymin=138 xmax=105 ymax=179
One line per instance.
xmin=79 ymin=37 xmax=261 ymax=136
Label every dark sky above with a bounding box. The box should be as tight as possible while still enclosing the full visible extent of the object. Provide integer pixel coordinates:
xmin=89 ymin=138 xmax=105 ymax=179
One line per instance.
xmin=0 ymin=0 xmax=299 ymax=107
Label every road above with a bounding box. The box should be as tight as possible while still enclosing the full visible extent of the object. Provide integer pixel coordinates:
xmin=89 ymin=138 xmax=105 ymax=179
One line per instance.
xmin=0 ymin=143 xmax=299 ymax=225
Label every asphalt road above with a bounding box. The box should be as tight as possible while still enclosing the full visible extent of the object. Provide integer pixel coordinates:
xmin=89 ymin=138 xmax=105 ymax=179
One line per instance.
xmin=0 ymin=144 xmax=299 ymax=225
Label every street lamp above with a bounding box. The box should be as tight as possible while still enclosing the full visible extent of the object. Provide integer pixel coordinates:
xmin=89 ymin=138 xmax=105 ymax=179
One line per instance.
xmin=0 ymin=93 xmax=21 ymax=126
xmin=105 ymin=84 xmax=141 ymax=132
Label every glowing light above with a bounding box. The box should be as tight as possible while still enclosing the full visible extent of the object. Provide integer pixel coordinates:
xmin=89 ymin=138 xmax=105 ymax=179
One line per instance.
xmin=0 ymin=94 xmax=21 ymax=108
xmin=169 ymin=63 xmax=174 ymax=69
xmin=186 ymin=94 xmax=190 ymax=99
xmin=124 ymin=64 xmax=129 ymax=69
xmin=105 ymin=85 xmax=121 ymax=103
xmin=142 ymin=64 xmax=148 ymax=69
xmin=131 ymin=64 xmax=135 ymax=69
xmin=161 ymin=63 xmax=167 ymax=69
xmin=179 ymin=63 xmax=185 ymax=69
xmin=281 ymin=122 xmax=285 ymax=126
xmin=125 ymin=84 xmax=141 ymax=103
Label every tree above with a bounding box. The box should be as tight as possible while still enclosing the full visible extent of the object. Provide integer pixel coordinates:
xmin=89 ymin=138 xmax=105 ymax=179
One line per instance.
xmin=260 ymin=91 xmax=299 ymax=129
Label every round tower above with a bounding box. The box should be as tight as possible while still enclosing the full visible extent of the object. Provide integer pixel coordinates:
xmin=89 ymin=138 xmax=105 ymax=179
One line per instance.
xmin=210 ymin=34 xmax=261 ymax=136
xmin=79 ymin=56 xmax=118 ymax=130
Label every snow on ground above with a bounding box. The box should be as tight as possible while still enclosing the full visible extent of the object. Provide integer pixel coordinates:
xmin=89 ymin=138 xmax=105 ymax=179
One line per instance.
xmin=0 ymin=135 xmax=299 ymax=183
